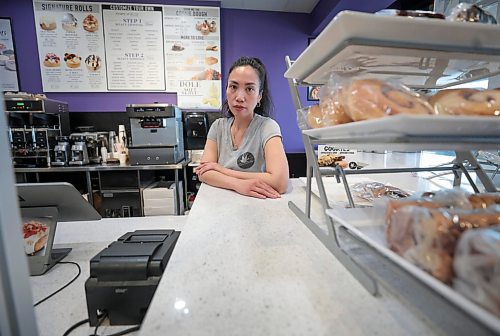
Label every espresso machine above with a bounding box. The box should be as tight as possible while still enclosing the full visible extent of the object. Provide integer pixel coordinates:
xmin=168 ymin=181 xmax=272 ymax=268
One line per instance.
xmin=126 ymin=104 xmax=184 ymax=165
xmin=5 ymin=92 xmax=69 ymax=167
xmin=69 ymin=135 xmax=90 ymax=166
xmin=52 ymin=136 xmax=71 ymax=166
xmin=68 ymin=132 xmax=108 ymax=164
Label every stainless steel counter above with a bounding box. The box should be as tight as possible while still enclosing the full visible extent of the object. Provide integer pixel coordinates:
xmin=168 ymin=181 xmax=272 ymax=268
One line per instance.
xmin=14 ymin=160 xmax=188 ymax=173
xmin=15 ymin=160 xmax=189 ymax=216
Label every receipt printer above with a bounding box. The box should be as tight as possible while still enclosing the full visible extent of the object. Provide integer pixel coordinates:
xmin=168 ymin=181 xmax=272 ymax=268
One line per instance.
xmin=85 ymin=230 xmax=180 ymax=326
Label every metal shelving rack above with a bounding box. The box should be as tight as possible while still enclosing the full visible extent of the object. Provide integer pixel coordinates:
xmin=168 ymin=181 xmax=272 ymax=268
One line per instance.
xmin=284 ymin=11 xmax=500 ymax=335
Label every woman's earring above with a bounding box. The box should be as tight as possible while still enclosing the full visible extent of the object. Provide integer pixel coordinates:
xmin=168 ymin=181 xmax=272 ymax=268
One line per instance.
xmin=257 ymin=101 xmax=261 ymax=108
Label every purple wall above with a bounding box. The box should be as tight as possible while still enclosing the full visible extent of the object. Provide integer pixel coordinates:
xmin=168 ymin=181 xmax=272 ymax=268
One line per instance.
xmin=1 ymin=0 xmax=392 ymax=152
xmin=221 ymin=9 xmax=309 ymax=152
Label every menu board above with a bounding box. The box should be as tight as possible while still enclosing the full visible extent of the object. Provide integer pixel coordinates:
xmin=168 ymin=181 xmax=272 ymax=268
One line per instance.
xmin=102 ymin=4 xmax=165 ymax=91
xmin=163 ymin=6 xmax=222 ymax=109
xmin=0 ymin=18 xmax=20 ymax=92
xmin=32 ymin=1 xmax=221 ymax=108
xmin=33 ymin=1 xmax=107 ymax=92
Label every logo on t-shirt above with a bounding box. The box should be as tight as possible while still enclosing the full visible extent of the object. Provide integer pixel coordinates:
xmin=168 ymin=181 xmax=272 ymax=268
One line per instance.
xmin=237 ymin=152 xmax=255 ymax=169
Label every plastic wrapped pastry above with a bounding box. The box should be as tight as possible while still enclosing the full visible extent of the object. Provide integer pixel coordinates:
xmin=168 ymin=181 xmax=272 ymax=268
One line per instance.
xmin=447 ymin=3 xmax=497 ymax=24
xmin=453 ymin=226 xmax=500 ymax=316
xmin=343 ymin=78 xmax=435 ymax=121
xmin=429 ymin=88 xmax=500 ymax=116
xmin=386 ymin=189 xmax=474 ymax=225
xmin=386 ymin=205 xmax=500 ymax=283
xmin=352 ymin=181 xmax=410 ymax=202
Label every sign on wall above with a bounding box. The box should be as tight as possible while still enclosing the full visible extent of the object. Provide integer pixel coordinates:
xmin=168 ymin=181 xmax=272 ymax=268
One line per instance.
xmin=163 ymin=6 xmax=221 ymax=109
xmin=33 ymin=2 xmax=108 ymax=92
xmin=0 ymin=18 xmax=20 ymax=92
xmin=103 ymin=4 xmax=166 ymax=91
xmin=31 ymin=1 xmax=221 ymax=109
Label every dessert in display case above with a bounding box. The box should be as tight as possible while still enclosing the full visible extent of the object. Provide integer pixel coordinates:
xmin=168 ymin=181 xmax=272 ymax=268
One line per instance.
xmin=284 ymin=9 xmax=500 ymax=335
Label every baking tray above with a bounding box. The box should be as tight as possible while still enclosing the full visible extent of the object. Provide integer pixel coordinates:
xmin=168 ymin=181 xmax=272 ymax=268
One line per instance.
xmin=284 ymin=11 xmax=500 ymax=88
xmin=326 ymin=207 xmax=500 ymax=334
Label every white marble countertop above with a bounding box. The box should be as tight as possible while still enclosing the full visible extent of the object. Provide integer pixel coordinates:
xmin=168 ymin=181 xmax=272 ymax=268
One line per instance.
xmin=139 ymin=179 xmax=437 ymax=336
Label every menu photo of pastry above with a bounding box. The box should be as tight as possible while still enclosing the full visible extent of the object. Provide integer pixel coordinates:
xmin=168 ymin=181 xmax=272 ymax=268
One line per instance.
xmin=195 ymin=20 xmax=217 ymax=35
xmin=61 ymin=13 xmax=78 ymax=32
xmin=206 ymin=44 xmax=218 ymax=52
xmin=0 ymin=54 xmax=8 ymax=66
xmin=0 ymin=44 xmax=16 ymax=71
xmin=85 ymin=54 xmax=101 ymax=71
xmin=83 ymin=14 xmax=98 ymax=32
xmin=191 ymin=68 xmax=222 ymax=80
xmin=43 ymin=52 xmax=61 ymax=67
xmin=39 ymin=15 xmax=56 ymax=31
xmin=64 ymin=52 xmax=81 ymax=68
xmin=22 ymin=219 xmax=50 ymax=256
xmin=5 ymin=58 xmax=16 ymax=71
xmin=205 ymin=56 xmax=218 ymax=66
xmin=171 ymin=42 xmax=185 ymax=51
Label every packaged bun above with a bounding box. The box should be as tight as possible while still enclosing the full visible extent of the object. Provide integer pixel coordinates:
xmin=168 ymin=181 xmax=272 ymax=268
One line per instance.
xmin=386 ymin=188 xmax=473 ymax=225
xmin=453 ymin=226 xmax=500 ymax=316
xmin=343 ymin=78 xmax=435 ymax=121
xmin=304 ymin=73 xmax=352 ymax=128
xmin=319 ymin=88 xmax=353 ymax=126
xmin=352 ymin=181 xmax=410 ymax=202
xmin=306 ymin=104 xmax=323 ymax=129
xmin=446 ymin=3 xmax=497 ymax=24
xmin=468 ymin=193 xmax=500 ymax=209
xmin=386 ymin=205 xmax=499 ymax=283
xmin=430 ymin=88 xmax=500 ymax=116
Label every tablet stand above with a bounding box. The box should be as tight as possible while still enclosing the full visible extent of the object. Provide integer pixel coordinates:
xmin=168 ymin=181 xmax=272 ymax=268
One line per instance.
xmin=21 ymin=206 xmax=72 ymax=276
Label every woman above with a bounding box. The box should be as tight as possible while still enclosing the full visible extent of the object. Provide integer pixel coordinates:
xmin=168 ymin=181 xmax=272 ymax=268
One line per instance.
xmin=195 ymin=56 xmax=289 ymax=199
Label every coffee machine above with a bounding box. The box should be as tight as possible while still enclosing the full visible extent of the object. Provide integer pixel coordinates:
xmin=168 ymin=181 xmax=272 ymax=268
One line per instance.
xmin=69 ymin=135 xmax=90 ymax=166
xmin=68 ymin=132 xmax=108 ymax=164
xmin=5 ymin=92 xmax=69 ymax=167
xmin=126 ymin=104 xmax=184 ymax=165
xmin=52 ymin=136 xmax=71 ymax=166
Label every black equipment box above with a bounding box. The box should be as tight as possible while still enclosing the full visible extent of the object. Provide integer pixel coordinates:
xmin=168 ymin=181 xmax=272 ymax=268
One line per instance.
xmin=85 ymin=229 xmax=180 ymax=326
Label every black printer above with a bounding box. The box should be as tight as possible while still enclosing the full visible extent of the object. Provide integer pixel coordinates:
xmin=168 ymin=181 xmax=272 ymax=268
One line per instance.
xmin=85 ymin=230 xmax=180 ymax=326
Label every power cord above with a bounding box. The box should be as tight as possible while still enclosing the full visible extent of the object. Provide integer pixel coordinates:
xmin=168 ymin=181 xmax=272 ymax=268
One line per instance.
xmin=63 ymin=311 xmax=140 ymax=336
xmin=33 ymin=261 xmax=81 ymax=307
xmin=62 ymin=316 xmax=92 ymax=336
xmin=99 ymin=325 xmax=140 ymax=336
xmin=92 ymin=312 xmax=108 ymax=336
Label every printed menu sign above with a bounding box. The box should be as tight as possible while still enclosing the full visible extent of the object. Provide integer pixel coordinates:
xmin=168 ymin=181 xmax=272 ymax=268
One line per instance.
xmin=102 ymin=4 xmax=165 ymax=91
xmin=32 ymin=1 xmax=221 ymax=105
xmin=163 ymin=6 xmax=221 ymax=108
xmin=33 ymin=1 xmax=107 ymax=92
xmin=0 ymin=18 xmax=20 ymax=92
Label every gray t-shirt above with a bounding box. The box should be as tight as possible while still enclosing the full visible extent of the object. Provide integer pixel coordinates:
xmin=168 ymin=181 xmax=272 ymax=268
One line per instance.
xmin=207 ymin=114 xmax=282 ymax=172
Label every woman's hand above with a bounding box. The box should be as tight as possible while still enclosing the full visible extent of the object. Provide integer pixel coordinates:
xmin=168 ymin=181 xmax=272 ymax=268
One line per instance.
xmin=195 ymin=161 xmax=224 ymax=176
xmin=234 ymin=179 xmax=281 ymax=199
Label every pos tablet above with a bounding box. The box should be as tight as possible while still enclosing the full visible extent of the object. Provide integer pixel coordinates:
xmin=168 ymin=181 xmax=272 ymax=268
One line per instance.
xmin=17 ymin=182 xmax=101 ymax=276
